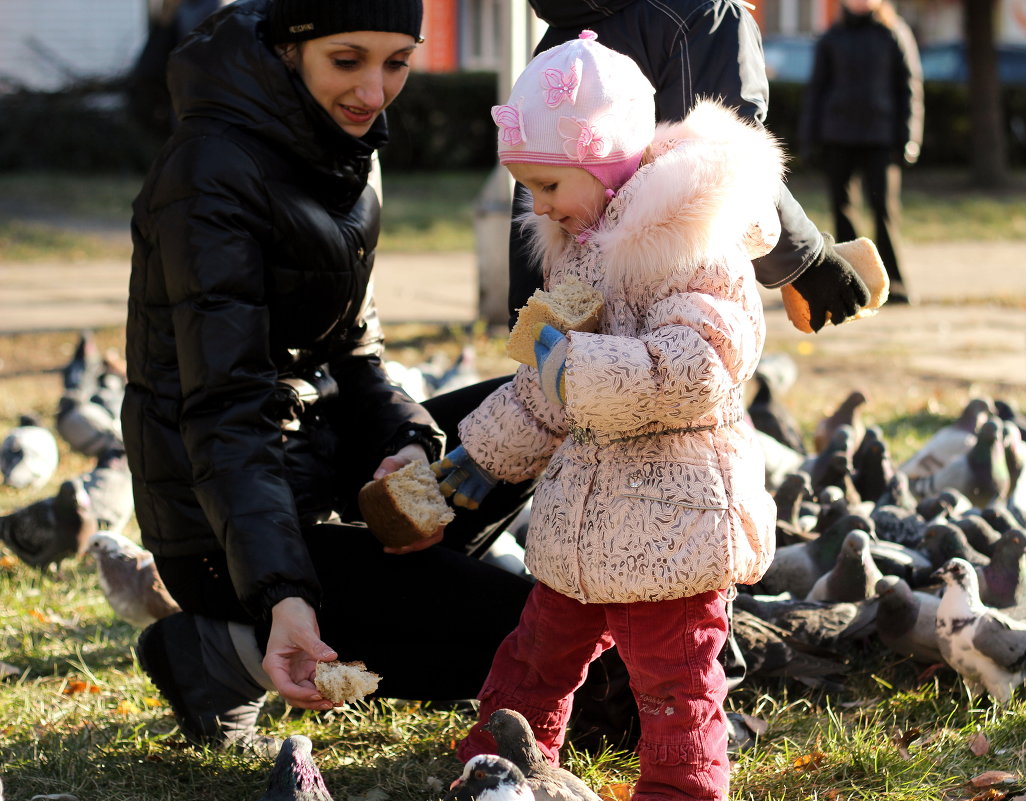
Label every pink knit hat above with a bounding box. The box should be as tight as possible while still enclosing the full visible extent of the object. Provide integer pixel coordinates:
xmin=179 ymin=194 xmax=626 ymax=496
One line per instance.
xmin=492 ymin=30 xmax=656 ymax=191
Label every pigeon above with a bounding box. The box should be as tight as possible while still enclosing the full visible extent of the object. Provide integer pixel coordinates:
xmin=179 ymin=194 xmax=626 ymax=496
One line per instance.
xmin=869 ymin=536 xmax=934 ymax=588
xmin=773 ymin=471 xmax=814 ymax=540
xmin=996 ymin=399 xmax=1026 ymax=439
xmin=954 ymin=515 xmax=1003 ymax=557
xmin=933 ymin=557 xmax=1026 ymax=704
xmin=874 ymin=575 xmax=943 ymax=664
xmin=446 ymin=755 xmax=535 ymax=801
xmin=86 ymin=531 xmax=181 ymax=627
xmin=756 ymin=429 xmax=807 ymax=493
xmin=423 ymin=345 xmax=481 ymax=397
xmin=809 ymin=424 xmax=860 ymax=499
xmin=852 ymin=425 xmax=895 ymax=505
xmin=979 ymin=506 xmax=1021 ymax=535
xmin=756 ymin=512 xmax=868 ymax=597
xmin=0 ymin=479 xmax=96 ymax=570
xmin=55 ymin=394 xmax=123 ymax=457
xmin=807 ymin=529 xmax=883 ymax=603
xmin=483 ymin=708 xmax=599 ymax=801
xmin=900 ymin=397 xmax=992 ymax=479
xmin=909 ymin=419 xmax=1009 ymax=507
xmin=813 ymin=390 xmax=867 ymax=456
xmin=731 ymin=608 xmax=850 ymax=690
xmin=747 ymin=354 xmax=806 ymax=454
xmin=915 ymin=489 xmax=972 ymax=523
xmin=258 ymin=734 xmax=333 ymax=801
xmin=733 ymin=593 xmax=878 ymax=649
xmin=979 ymin=528 xmax=1026 ymax=609
xmin=1 ymin=416 xmax=59 ymax=489
xmin=876 ymin=472 xmax=917 ymax=513
xmin=80 ymin=447 xmax=134 ymax=533
xmin=918 ymin=522 xmax=990 ymax=571
xmin=869 ymin=504 xmax=926 ymax=549
xmin=61 ymin=330 xmax=102 ymax=393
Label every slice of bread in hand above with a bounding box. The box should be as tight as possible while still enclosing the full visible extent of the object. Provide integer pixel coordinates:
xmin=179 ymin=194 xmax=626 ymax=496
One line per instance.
xmin=507 ymin=276 xmax=604 ymax=367
xmin=781 ymin=237 xmax=890 ymax=333
xmin=358 ymin=460 xmax=455 ymax=548
xmin=314 ymin=660 xmax=381 ymax=705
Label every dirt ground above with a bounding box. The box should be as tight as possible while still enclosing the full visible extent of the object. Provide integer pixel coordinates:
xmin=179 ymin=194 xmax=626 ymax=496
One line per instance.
xmin=1 ymin=235 xmax=1024 ymax=425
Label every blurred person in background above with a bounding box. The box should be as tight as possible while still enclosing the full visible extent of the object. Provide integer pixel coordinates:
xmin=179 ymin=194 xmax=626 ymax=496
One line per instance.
xmin=799 ymin=0 xmax=923 ymax=303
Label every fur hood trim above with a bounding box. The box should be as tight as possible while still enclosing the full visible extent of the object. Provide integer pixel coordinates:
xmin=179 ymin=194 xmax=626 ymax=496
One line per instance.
xmin=523 ymin=100 xmax=786 ymax=289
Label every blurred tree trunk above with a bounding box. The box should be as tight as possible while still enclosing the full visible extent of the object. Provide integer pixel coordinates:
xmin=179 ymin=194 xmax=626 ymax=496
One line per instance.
xmin=963 ymin=0 xmax=1007 ymax=186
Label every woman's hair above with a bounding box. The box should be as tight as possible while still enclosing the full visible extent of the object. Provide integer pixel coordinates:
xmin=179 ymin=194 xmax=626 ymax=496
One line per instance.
xmin=267 ymin=0 xmax=423 ymax=44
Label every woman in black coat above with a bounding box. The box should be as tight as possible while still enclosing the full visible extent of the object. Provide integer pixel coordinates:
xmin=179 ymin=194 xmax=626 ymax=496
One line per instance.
xmin=800 ymin=0 xmax=923 ymax=302
xmin=124 ymin=0 xmax=531 ymax=750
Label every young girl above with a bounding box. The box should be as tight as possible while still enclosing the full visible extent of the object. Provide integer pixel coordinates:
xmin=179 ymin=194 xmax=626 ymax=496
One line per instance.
xmin=436 ymin=31 xmax=783 ymax=801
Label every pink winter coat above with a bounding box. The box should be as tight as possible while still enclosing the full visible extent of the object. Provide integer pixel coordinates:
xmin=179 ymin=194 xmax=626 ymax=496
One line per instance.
xmin=460 ymin=101 xmax=784 ymax=604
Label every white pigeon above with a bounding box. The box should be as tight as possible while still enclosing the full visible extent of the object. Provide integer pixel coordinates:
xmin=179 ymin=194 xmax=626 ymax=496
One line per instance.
xmin=934 ymin=557 xmax=1026 ymax=705
xmin=86 ymin=531 xmax=181 ymax=627
xmin=447 ymin=754 xmax=535 ymax=801
xmin=901 ymin=397 xmax=991 ymax=479
xmin=1 ymin=419 xmax=59 ymax=489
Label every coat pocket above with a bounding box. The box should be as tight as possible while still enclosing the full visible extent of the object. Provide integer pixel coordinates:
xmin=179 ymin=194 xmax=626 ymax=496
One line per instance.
xmin=611 ymin=460 xmax=729 ymax=511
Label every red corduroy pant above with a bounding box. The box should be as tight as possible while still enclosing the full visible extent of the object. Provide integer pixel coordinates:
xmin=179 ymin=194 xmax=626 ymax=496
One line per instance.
xmin=457 ymin=581 xmax=731 ymax=801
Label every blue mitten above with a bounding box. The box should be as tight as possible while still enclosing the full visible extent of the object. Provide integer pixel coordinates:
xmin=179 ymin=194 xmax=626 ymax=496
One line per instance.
xmin=431 ymin=445 xmax=498 ymax=510
xmin=533 ymin=323 xmax=568 ymax=407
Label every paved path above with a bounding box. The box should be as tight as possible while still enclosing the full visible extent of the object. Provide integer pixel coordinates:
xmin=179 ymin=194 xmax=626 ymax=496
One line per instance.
xmin=1 ymin=241 xmax=1024 ymax=388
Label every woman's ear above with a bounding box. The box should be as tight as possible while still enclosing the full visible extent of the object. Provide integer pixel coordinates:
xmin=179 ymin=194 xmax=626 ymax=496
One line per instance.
xmin=276 ymin=43 xmax=298 ymax=70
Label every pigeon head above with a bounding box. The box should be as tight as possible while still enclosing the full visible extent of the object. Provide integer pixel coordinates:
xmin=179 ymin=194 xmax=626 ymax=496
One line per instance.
xmin=447 ymin=754 xmax=530 ymax=801
xmin=484 ymin=708 xmax=544 ymax=771
xmin=875 ymin=575 xmax=907 ymax=599
xmin=87 ymin=530 xmax=141 ymax=559
xmin=261 ymin=734 xmax=333 ymax=801
xmin=932 ymin=557 xmax=977 ymax=590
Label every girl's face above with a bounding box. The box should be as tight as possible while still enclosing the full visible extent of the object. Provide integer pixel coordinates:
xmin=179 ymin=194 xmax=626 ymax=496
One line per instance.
xmin=507 ymin=163 xmax=609 ymax=236
xmin=285 ymin=31 xmax=418 ymax=137
xmin=843 ymin=0 xmax=882 ymax=13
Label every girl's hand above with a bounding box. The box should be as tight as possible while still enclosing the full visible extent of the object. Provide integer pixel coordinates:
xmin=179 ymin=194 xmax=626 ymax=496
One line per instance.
xmin=262 ymin=596 xmax=338 ymax=709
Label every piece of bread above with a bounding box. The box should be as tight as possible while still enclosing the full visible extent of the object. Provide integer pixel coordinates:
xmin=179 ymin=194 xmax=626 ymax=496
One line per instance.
xmin=780 ymin=237 xmax=890 ymax=334
xmin=358 ymin=460 xmax=455 ymax=548
xmin=507 ymin=276 xmax=604 ymax=367
xmin=314 ymin=660 xmax=381 ymax=705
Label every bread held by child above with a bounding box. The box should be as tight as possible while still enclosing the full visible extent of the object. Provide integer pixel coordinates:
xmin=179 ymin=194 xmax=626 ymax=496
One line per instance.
xmin=780 ymin=237 xmax=890 ymax=333
xmin=314 ymin=660 xmax=381 ymax=705
xmin=358 ymin=460 xmax=455 ymax=548
xmin=507 ymin=276 xmax=604 ymax=367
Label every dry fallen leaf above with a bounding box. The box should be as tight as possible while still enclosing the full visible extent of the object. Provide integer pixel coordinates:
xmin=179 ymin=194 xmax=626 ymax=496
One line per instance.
xmin=598 ymin=783 xmax=633 ymax=801
xmin=969 ymin=732 xmax=991 ymax=757
xmin=115 ymin=700 xmax=140 ymax=715
xmin=143 ymin=696 xmax=162 ymax=708
xmin=892 ymin=726 xmax=923 ymax=761
xmin=62 ymin=680 xmax=101 ymax=695
xmin=0 ymin=555 xmax=17 ymax=569
xmin=791 ymin=751 xmax=826 ymax=772
xmin=971 ymin=771 xmax=1018 ymax=788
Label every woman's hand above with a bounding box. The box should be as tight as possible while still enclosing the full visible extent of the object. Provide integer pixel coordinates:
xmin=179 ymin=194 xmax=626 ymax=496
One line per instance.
xmin=262 ymin=596 xmax=339 ymax=709
xmin=372 ymin=443 xmax=444 ymax=554
xmin=372 ymin=443 xmax=429 ymax=480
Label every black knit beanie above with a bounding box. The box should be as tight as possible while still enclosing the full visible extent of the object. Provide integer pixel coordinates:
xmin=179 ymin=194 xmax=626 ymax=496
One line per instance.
xmin=267 ymin=0 xmax=423 ymax=44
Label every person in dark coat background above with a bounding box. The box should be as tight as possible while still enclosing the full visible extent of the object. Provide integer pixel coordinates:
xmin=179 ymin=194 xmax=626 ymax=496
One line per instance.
xmin=124 ymin=0 xmax=532 ymax=752
xmin=800 ymin=0 xmax=923 ymax=303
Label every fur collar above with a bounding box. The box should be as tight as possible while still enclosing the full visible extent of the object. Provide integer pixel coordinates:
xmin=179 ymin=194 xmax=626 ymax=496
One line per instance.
xmin=521 ymin=100 xmax=785 ymax=291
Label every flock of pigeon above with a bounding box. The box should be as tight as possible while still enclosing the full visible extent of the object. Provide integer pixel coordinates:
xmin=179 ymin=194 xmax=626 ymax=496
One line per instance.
xmin=3 ymin=336 xmax=1026 ymax=799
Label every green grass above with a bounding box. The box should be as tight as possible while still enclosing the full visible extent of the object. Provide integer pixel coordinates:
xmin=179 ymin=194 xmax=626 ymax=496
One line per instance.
xmin=3 ymin=327 xmax=1026 ymax=800
xmin=1 ymin=168 xmax=1025 ymax=263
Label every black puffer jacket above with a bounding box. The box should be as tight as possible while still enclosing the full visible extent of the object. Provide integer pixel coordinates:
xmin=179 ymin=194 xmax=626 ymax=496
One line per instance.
xmin=507 ymin=0 xmax=826 ymax=324
xmin=800 ymin=8 xmax=923 ymax=155
xmin=123 ymin=0 xmax=442 ymax=618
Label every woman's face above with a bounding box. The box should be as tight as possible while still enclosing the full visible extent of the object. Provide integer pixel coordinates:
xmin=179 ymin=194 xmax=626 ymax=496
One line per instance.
xmin=287 ymin=31 xmax=418 ymax=137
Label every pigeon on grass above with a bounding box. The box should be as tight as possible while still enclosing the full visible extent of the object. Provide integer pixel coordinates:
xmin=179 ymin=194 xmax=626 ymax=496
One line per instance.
xmin=1 ymin=416 xmax=59 ymax=489
xmin=807 ymin=529 xmax=883 ymax=603
xmin=933 ymin=558 xmax=1026 ymax=705
xmin=484 ymin=708 xmax=599 ymax=801
xmin=258 ymin=734 xmax=334 ymax=801
xmin=900 ymin=397 xmax=992 ymax=479
xmin=446 ymin=755 xmax=535 ymax=801
xmin=86 ymin=531 xmax=181 ymax=627
xmin=0 ymin=479 xmax=95 ymax=570
xmin=874 ymin=576 xmax=942 ymax=665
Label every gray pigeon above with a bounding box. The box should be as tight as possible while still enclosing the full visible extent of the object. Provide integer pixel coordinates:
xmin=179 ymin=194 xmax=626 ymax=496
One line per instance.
xmin=934 ymin=557 xmax=1026 ymax=704
xmin=807 ymin=529 xmax=883 ymax=603
xmin=774 ymin=471 xmax=814 ymax=541
xmin=86 ymin=531 xmax=181 ymax=627
xmin=446 ymin=755 xmax=535 ymax=801
xmin=55 ymin=395 xmax=123 ymax=457
xmin=258 ymin=734 xmax=333 ymax=801
xmin=901 ymin=397 xmax=992 ymax=479
xmin=747 ymin=355 xmax=806 ymax=454
xmin=915 ymin=489 xmax=973 ymax=523
xmin=813 ymin=390 xmax=867 ymax=456
xmin=909 ymin=419 xmax=1010 ymax=508
xmin=809 ymin=424 xmax=861 ymax=500
xmin=733 ymin=593 xmax=878 ymax=649
xmin=874 ymin=576 xmax=942 ymax=664
xmin=0 ymin=479 xmax=96 ymax=570
xmin=979 ymin=528 xmax=1026 ymax=609
xmin=80 ymin=448 xmax=134 ymax=533
xmin=876 ymin=471 xmax=917 ymax=513
xmin=869 ymin=504 xmax=926 ymax=549
xmin=756 ymin=512 xmax=866 ymax=597
xmin=919 ymin=522 xmax=990 ymax=571
xmin=1 ymin=417 xmax=59 ymax=489
xmin=954 ymin=515 xmax=1003 ymax=557
xmin=980 ymin=506 xmax=1021 ymax=535
xmin=852 ymin=425 xmax=895 ymax=505
xmin=484 ymin=708 xmax=599 ymax=801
